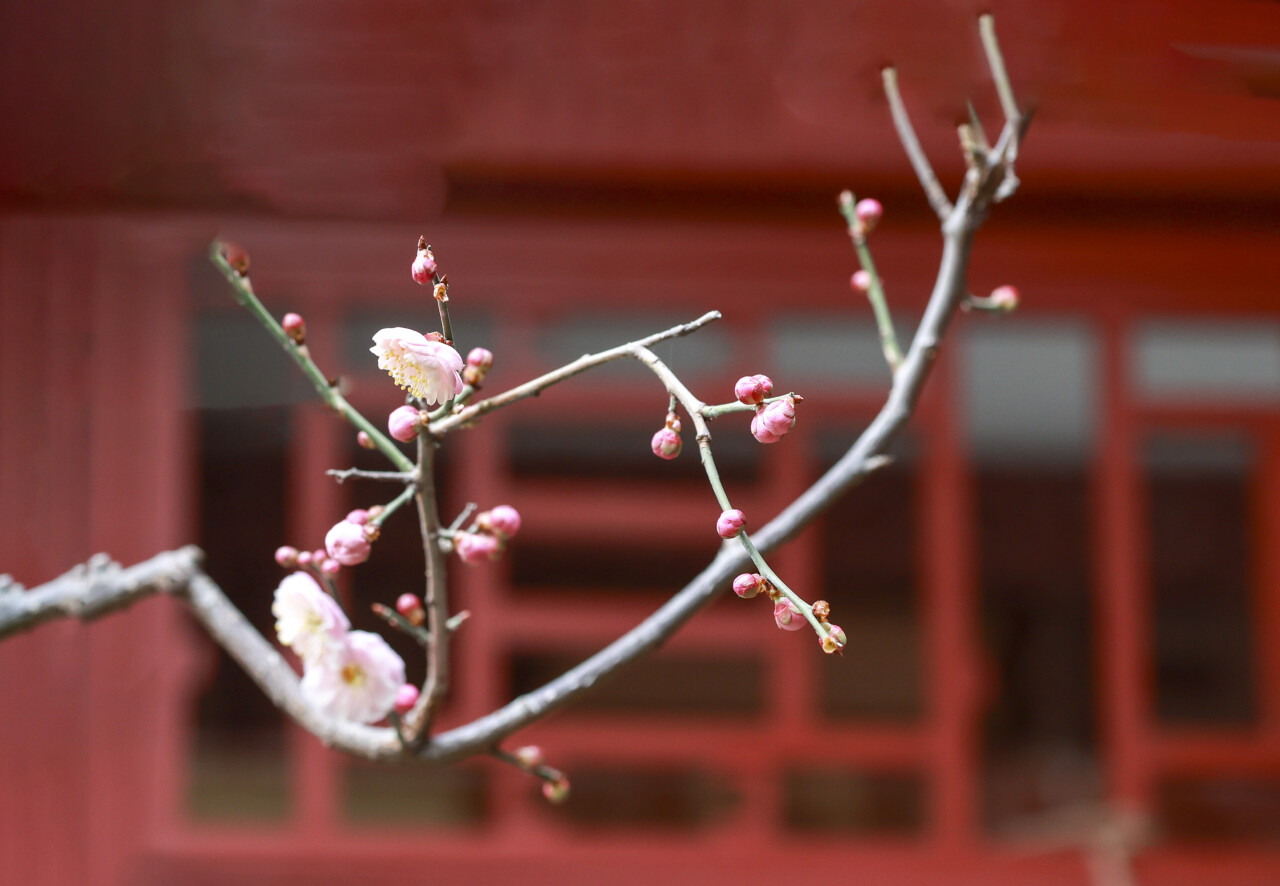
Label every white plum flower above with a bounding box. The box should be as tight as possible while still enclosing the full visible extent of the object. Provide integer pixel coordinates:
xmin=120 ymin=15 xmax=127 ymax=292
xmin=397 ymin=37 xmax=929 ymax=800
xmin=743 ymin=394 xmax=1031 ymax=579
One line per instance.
xmin=300 ymin=630 xmax=406 ymax=725
xmin=370 ymin=327 xmax=464 ymax=407
xmin=272 ymin=572 xmax=349 ymax=665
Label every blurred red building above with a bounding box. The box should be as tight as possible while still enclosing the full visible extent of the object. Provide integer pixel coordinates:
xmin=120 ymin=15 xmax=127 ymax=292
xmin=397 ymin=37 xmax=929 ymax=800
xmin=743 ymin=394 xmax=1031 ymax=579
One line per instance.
xmin=2 ymin=1 xmax=1279 ymax=884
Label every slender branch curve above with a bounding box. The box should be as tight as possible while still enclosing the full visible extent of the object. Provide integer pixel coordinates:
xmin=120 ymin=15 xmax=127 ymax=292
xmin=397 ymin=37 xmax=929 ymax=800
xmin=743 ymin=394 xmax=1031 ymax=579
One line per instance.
xmin=1 ymin=14 xmax=1031 ymax=769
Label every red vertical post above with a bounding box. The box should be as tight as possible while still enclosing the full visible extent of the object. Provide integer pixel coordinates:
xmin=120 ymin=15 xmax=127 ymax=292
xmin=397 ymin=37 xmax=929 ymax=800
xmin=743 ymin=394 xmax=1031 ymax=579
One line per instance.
xmin=1255 ymin=423 xmax=1280 ymax=736
xmin=1094 ymin=314 xmax=1151 ymax=808
xmin=920 ymin=357 xmax=980 ymax=849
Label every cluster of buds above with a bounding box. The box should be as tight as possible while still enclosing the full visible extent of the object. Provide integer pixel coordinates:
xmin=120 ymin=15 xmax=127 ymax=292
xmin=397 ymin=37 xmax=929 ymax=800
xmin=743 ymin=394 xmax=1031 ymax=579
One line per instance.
xmin=462 ymin=347 xmax=493 ymax=387
xmin=732 ymin=572 xmax=847 ymax=653
xmin=734 ymin=374 xmax=799 ymax=445
xmin=650 ymin=411 xmax=683 ymax=460
xmin=509 ymin=745 xmax=570 ymax=804
xmin=453 ymin=504 xmax=522 ymax=565
xmin=273 ymin=507 xmax=384 ymax=577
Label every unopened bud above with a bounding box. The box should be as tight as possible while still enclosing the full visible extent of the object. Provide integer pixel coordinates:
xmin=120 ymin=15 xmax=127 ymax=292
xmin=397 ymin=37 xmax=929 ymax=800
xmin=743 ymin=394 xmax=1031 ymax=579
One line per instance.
xmin=751 ymin=396 xmax=797 ymax=445
xmin=716 ymin=508 xmax=746 ymax=539
xmin=488 ymin=505 xmax=522 ymax=539
xmin=394 ymin=683 xmax=420 ymax=715
xmin=282 ymin=312 xmax=306 ymax=345
xmin=774 ymin=598 xmax=804 ymax=631
xmin=732 ymin=573 xmax=764 ymax=599
xmin=220 ymin=241 xmax=250 ymax=275
xmin=811 ymin=599 xmax=830 ymax=620
xmin=990 ymin=285 xmax=1019 ymax=312
xmin=274 ymin=546 xmax=299 ymax=568
xmin=651 ymin=426 xmax=682 ymax=460
xmin=361 ymin=524 xmax=380 ymax=543
xmin=454 ymin=532 xmax=501 ymax=565
xmin=821 ymin=623 xmax=847 ymax=653
xmin=395 ymin=592 xmax=426 ymax=626
xmin=466 ymin=347 xmax=494 ymax=370
xmin=387 ymin=404 xmax=424 ymax=443
xmin=734 ymin=374 xmax=774 ymax=406
xmin=855 ymin=198 xmax=883 ymax=233
xmin=542 ymin=776 xmax=571 ymax=804
xmin=411 ymin=243 xmax=437 ymax=285
xmin=850 ymin=269 xmax=873 ymax=294
xmin=346 ymin=509 xmax=370 ymax=526
xmin=320 ymin=558 xmax=341 ymax=576
xmin=356 ymin=431 xmax=377 ymax=450
xmin=296 ymin=550 xmax=313 ymax=566
xmin=514 ymin=745 xmax=544 ymax=770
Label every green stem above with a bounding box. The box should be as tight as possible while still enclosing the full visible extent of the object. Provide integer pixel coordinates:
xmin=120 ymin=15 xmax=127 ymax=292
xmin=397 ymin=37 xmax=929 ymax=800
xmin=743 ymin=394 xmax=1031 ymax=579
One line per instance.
xmin=428 ymin=385 xmax=475 ymax=422
xmin=695 ymin=438 xmax=824 ymax=635
xmin=370 ymin=484 xmax=417 ymax=527
xmin=701 ymin=393 xmax=796 ymax=421
xmin=838 ymin=198 xmax=903 ymax=373
xmin=210 ymin=244 xmax=415 ymax=473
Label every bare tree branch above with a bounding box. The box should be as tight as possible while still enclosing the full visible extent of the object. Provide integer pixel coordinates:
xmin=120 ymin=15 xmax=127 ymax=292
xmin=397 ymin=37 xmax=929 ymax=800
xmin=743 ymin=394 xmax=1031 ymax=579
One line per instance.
xmin=882 ymin=66 xmax=954 ymax=220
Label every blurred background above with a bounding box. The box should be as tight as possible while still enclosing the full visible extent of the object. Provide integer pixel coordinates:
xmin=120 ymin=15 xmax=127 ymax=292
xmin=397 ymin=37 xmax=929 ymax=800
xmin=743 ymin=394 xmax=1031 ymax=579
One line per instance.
xmin=2 ymin=1 xmax=1279 ymax=884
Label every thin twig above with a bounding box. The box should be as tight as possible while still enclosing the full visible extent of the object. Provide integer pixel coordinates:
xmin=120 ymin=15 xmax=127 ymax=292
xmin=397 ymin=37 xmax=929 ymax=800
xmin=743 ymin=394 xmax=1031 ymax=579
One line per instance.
xmin=326 ymin=468 xmax=416 ymax=484
xmin=839 ymin=192 xmax=902 ymax=373
xmin=882 ymin=67 xmax=953 ymax=220
xmin=210 ymin=246 xmax=414 ymax=474
xmin=980 ymin=14 xmax=1021 ymax=132
xmin=430 ymin=311 xmax=721 ymax=434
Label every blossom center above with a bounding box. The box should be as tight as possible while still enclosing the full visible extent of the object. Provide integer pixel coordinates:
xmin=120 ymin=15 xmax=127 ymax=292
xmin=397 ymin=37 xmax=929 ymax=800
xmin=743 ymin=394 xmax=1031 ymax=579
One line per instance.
xmin=341 ymin=663 xmax=367 ymax=687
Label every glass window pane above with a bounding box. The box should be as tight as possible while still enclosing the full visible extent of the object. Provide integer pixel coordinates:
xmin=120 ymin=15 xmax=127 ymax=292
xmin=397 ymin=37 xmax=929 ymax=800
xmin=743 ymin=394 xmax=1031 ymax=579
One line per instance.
xmin=1145 ymin=432 xmax=1258 ymax=725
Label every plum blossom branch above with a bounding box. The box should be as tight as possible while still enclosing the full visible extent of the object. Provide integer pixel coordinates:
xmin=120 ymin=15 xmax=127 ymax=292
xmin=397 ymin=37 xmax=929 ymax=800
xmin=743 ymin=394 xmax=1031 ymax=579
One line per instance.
xmin=3 ymin=14 xmax=1031 ymax=770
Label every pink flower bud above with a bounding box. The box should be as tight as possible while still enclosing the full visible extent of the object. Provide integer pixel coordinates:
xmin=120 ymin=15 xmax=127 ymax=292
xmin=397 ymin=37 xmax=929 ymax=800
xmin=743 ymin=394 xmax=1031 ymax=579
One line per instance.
xmin=466 ymin=347 xmax=493 ymax=371
xmin=320 ymin=558 xmax=341 ymax=576
xmin=411 ymin=251 xmax=437 ymax=285
xmin=220 ymin=241 xmax=250 ymax=275
xmin=356 ymin=431 xmax=377 ymax=450
xmin=514 ymin=745 xmax=544 ymax=770
xmin=774 ymin=598 xmax=804 ymax=631
xmin=716 ymin=508 xmax=746 ymax=539
xmin=387 ymin=405 xmax=423 ymax=443
xmin=855 ymin=198 xmax=883 ymax=232
xmin=282 ymin=312 xmax=306 ymax=345
xmin=751 ymin=397 xmax=796 ymax=445
xmin=454 ymin=532 xmax=501 ymax=565
xmin=850 ymin=269 xmax=873 ymax=294
xmin=312 ymin=549 xmax=328 ymax=565
xmin=274 ymin=546 xmax=299 ymax=568
xmin=734 ymin=374 xmax=774 ymax=406
xmin=488 ymin=505 xmax=522 ymax=539
xmin=651 ymin=427 xmax=682 ymax=460
xmin=821 ymin=623 xmax=847 ymax=654
xmin=346 ymin=509 xmax=369 ymax=525
xmin=733 ymin=573 xmax=764 ymax=599
xmin=395 ymin=592 xmax=426 ymax=626
xmin=394 ymin=683 xmax=420 ymax=716
xmin=325 ymin=520 xmax=372 ymax=566
xmin=542 ymin=776 xmax=571 ymax=804
xmin=463 ymin=347 xmax=494 ymax=386
xmin=990 ymin=285 xmax=1019 ymax=312
xmin=296 ymin=550 xmax=313 ymax=566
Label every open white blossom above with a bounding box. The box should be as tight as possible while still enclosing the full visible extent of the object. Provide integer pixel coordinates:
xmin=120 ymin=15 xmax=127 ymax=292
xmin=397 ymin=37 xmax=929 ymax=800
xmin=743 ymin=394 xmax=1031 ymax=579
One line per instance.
xmin=370 ymin=327 xmax=464 ymax=407
xmin=300 ymin=630 xmax=406 ymax=725
xmin=272 ymin=572 xmax=349 ymax=665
